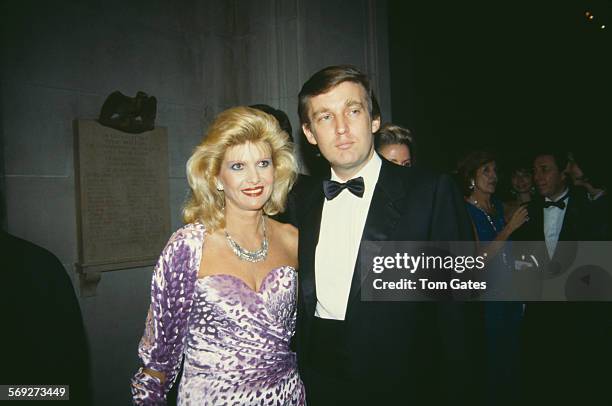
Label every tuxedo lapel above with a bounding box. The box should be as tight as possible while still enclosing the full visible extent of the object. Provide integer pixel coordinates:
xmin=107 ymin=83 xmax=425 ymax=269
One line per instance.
xmin=299 ymin=183 xmax=325 ymax=321
xmin=558 ymin=193 xmax=584 ymax=241
xmin=345 ymin=161 xmax=406 ymax=318
xmin=530 ymin=195 xmax=579 ymax=265
xmin=552 ymin=193 xmax=583 ymax=266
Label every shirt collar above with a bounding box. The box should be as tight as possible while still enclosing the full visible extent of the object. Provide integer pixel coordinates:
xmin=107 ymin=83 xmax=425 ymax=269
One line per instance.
xmin=545 ymin=188 xmax=569 ymax=203
xmin=330 ymin=152 xmax=382 ymax=194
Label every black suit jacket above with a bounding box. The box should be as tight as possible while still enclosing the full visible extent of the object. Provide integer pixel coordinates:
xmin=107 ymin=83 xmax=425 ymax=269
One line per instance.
xmin=2 ymin=231 xmax=91 ymax=405
xmin=294 ymin=159 xmax=483 ymax=405
xmin=512 ymin=190 xmax=612 ymax=404
xmin=512 ymin=190 xmax=597 ymax=276
xmin=512 ymin=188 xmax=599 ymax=260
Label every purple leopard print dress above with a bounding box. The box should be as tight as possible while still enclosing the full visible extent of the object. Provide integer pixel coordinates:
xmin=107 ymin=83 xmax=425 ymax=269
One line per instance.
xmin=131 ymin=223 xmax=305 ymax=405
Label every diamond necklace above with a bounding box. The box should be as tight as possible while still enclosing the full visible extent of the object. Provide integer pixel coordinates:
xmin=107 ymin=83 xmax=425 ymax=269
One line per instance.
xmin=224 ymin=216 xmax=268 ymax=262
xmin=470 ymin=199 xmax=498 ymax=233
xmin=470 ymin=199 xmax=511 ymax=267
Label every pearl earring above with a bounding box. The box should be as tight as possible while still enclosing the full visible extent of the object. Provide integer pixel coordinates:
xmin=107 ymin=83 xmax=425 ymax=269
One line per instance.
xmin=469 ymin=179 xmax=475 ymax=190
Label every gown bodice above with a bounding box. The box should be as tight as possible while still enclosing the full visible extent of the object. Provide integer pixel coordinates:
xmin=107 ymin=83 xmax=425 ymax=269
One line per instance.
xmin=178 ymin=266 xmax=305 ymax=406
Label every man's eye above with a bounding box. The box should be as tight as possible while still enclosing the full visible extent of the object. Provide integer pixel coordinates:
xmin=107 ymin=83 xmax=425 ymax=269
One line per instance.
xmin=349 ymin=108 xmax=361 ymax=115
xmin=230 ymin=163 xmax=244 ymax=170
xmin=258 ymin=160 xmax=271 ymax=168
xmin=319 ymin=114 xmax=332 ymax=122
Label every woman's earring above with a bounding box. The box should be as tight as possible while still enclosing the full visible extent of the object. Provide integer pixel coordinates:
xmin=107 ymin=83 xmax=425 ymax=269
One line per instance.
xmin=469 ymin=179 xmax=475 ymax=190
xmin=216 ymin=181 xmax=224 ymax=191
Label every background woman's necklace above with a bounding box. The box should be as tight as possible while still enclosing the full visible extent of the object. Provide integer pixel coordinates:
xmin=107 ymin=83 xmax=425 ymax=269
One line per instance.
xmin=225 ymin=215 xmax=269 ymax=262
xmin=471 ymin=199 xmax=498 ymax=233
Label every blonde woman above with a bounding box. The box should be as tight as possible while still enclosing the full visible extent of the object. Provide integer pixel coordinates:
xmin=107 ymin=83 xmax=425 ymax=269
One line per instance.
xmin=131 ymin=107 xmax=304 ymax=405
xmin=374 ymin=123 xmax=414 ymax=167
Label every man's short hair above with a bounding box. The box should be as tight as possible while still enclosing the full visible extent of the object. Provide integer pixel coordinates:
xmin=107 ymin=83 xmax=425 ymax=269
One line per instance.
xmin=298 ymin=65 xmax=373 ymax=127
xmin=534 ymin=150 xmax=568 ymax=173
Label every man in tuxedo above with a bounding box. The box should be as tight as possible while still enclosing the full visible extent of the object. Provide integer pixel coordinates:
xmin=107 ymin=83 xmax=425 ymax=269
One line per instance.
xmin=514 ymin=151 xmax=597 ymax=250
xmin=293 ymin=65 xmax=482 ymax=405
xmin=514 ymin=151 xmax=610 ymax=405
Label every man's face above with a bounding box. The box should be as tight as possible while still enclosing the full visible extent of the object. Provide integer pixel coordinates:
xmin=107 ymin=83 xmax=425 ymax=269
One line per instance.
xmin=533 ymin=155 xmax=566 ymax=198
xmin=302 ymin=81 xmax=380 ymax=180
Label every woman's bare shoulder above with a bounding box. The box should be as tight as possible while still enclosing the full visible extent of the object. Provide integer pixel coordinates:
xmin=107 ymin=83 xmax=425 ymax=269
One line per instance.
xmin=268 ymin=218 xmax=298 ymax=254
xmin=268 ymin=218 xmax=297 ymax=239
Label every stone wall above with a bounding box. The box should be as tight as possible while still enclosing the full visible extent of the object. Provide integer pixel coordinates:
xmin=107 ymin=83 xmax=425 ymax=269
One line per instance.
xmin=1 ymin=1 xmax=390 ymax=404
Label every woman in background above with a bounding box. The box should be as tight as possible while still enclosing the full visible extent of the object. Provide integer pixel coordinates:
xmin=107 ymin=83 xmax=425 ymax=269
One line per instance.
xmin=460 ymin=151 xmax=528 ymax=249
xmin=503 ymin=163 xmax=534 ymax=223
xmin=567 ymin=150 xmax=609 ymax=239
xmin=458 ymin=150 xmax=527 ymax=406
xmin=131 ymin=107 xmax=304 ymax=405
xmin=374 ymin=123 xmax=414 ymax=167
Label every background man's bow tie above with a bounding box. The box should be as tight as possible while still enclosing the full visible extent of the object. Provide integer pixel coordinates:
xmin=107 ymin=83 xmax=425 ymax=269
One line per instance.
xmin=543 ymin=194 xmax=568 ymax=209
xmin=323 ymin=177 xmax=365 ymax=200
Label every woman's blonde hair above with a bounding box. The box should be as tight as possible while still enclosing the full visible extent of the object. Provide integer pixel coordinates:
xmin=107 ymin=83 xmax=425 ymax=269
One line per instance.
xmin=183 ymin=106 xmax=297 ymax=231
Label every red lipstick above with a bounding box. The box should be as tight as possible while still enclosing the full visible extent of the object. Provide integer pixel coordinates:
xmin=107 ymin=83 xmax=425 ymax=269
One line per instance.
xmin=242 ymin=186 xmax=264 ymax=197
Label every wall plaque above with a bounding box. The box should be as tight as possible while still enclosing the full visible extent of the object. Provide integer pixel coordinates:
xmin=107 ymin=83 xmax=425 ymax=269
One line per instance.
xmin=74 ymin=120 xmax=170 ymax=281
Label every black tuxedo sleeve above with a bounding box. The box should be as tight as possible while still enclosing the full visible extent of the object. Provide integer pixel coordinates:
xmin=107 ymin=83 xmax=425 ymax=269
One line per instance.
xmin=274 ymin=174 xmax=317 ymax=227
xmin=429 ymin=174 xmax=474 ymax=241
xmin=429 ymin=175 xmax=485 ymax=405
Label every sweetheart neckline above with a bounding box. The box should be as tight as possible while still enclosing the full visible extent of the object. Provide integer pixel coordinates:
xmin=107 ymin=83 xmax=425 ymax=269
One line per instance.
xmin=197 ymin=265 xmax=296 ymax=295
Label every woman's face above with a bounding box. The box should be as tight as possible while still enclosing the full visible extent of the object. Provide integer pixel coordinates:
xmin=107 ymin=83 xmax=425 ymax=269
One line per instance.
xmin=378 ymin=143 xmax=411 ymax=167
xmin=474 ymin=161 xmax=497 ymax=195
xmin=216 ymin=141 xmax=274 ymax=213
xmin=511 ymin=169 xmax=533 ymax=193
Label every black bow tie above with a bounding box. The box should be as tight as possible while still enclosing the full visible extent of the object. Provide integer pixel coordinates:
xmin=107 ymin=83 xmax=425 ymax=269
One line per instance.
xmin=543 ymin=194 xmax=568 ymax=209
xmin=323 ymin=177 xmax=365 ymax=200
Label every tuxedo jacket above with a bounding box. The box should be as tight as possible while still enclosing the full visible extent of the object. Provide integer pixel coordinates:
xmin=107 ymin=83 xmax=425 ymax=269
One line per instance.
xmin=513 ymin=188 xmax=599 ymax=251
xmin=512 ymin=190 xmax=612 ymax=404
xmin=511 ymin=189 xmax=600 ymax=276
xmin=293 ymin=159 xmax=483 ymax=404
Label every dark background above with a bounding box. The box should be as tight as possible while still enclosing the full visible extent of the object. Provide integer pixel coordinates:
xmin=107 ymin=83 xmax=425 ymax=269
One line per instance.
xmin=388 ymin=0 xmax=611 ymax=173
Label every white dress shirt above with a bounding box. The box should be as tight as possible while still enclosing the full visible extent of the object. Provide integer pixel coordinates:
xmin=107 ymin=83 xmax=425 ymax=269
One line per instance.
xmin=314 ymin=153 xmax=382 ymax=320
xmin=543 ymin=188 xmax=569 ymax=258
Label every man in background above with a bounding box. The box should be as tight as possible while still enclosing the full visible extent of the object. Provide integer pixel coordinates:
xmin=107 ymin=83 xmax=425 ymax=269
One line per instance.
xmin=514 ymin=150 xmax=610 ymax=405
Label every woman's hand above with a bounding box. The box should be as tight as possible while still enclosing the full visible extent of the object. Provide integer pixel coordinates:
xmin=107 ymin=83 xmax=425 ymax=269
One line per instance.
xmin=505 ymin=206 xmax=529 ymax=234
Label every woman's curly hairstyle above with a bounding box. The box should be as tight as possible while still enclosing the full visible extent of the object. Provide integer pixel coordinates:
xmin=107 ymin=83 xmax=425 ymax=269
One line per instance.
xmin=183 ymin=106 xmax=297 ymax=231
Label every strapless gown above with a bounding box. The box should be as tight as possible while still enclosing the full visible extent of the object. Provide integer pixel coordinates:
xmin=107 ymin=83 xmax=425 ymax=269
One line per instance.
xmin=177 ymin=266 xmax=305 ymax=406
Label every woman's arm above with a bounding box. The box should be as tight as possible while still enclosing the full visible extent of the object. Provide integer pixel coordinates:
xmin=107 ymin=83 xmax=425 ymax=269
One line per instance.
xmin=131 ymin=228 xmax=202 ymax=405
xmin=479 ymin=206 xmax=528 ymax=261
